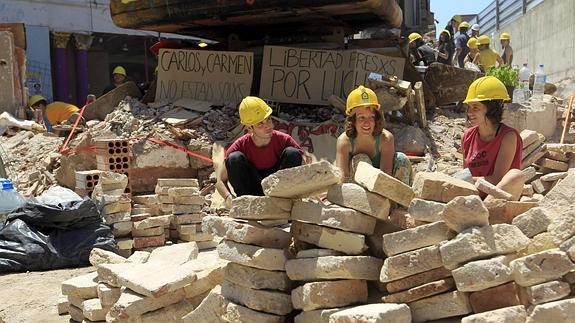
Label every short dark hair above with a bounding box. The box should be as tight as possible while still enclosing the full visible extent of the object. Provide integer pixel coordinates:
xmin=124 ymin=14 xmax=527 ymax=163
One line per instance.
xmin=345 ymin=107 xmax=385 ymax=138
xmin=33 ymin=99 xmax=47 ymax=108
xmin=483 ymin=100 xmax=504 ymax=124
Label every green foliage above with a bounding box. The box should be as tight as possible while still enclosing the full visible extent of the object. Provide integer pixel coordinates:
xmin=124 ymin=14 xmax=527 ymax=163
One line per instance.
xmin=486 ymin=65 xmax=519 ymax=87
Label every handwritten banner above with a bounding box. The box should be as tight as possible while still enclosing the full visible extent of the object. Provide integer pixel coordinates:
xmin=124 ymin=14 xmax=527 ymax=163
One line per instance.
xmin=259 ymin=46 xmax=405 ymax=105
xmin=156 ymin=48 xmax=254 ymax=104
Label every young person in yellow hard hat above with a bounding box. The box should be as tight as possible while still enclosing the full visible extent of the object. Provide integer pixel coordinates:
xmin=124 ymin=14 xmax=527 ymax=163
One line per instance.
xmin=473 ymin=35 xmax=503 ymax=71
xmin=408 ymin=32 xmax=436 ymax=66
xmin=462 ymin=76 xmax=524 ymax=200
xmin=452 ymin=21 xmax=470 ymax=68
xmin=444 ymin=15 xmax=461 ymax=45
xmin=216 ymin=96 xmax=303 ymax=204
xmin=29 ymin=95 xmax=85 ymax=132
xmin=436 ymin=29 xmax=453 ymax=65
xmin=464 ymin=37 xmax=479 ymax=65
xmin=500 ymin=32 xmax=513 ymax=65
xmin=102 ymin=66 xmax=128 ymax=95
xmin=335 ymin=85 xmax=412 ymax=185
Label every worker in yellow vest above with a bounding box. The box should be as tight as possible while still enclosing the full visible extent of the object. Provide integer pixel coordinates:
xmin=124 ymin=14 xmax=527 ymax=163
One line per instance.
xmin=473 ymin=35 xmax=503 ymax=71
xmin=29 ymin=95 xmax=85 ymax=132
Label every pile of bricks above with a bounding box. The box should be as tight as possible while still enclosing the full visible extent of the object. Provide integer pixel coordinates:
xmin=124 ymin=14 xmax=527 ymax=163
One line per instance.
xmin=74 ymin=170 xmax=101 ymax=197
xmin=129 ymin=193 xmax=170 ymax=252
xmin=94 ymin=138 xmax=133 ymax=195
xmin=58 ymin=244 xmax=226 ymax=322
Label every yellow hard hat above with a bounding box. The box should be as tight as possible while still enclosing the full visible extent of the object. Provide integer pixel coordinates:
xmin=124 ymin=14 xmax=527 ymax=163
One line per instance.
xmin=500 ymin=32 xmax=511 ymax=40
xmin=440 ymin=29 xmax=451 ymax=39
xmin=464 ymin=76 xmax=510 ymax=103
xmin=477 ymin=35 xmax=491 ymax=45
xmin=459 ymin=21 xmax=470 ymax=29
xmin=346 ymin=85 xmax=380 ymax=116
xmin=452 ymin=15 xmax=462 ymax=23
xmin=408 ymin=32 xmax=422 ymax=44
xmin=467 ymin=37 xmax=478 ymax=49
xmin=239 ymin=96 xmax=273 ymax=126
xmin=29 ymin=95 xmax=46 ymax=107
xmin=113 ymin=66 xmax=127 ymax=76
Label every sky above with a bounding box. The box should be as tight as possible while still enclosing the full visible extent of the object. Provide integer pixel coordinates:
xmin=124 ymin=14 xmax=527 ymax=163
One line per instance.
xmin=431 ymin=0 xmax=493 ymax=34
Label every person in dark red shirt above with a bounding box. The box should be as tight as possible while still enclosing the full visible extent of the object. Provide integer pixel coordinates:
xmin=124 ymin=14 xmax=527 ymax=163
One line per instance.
xmin=216 ymin=96 xmax=303 ymax=204
xmin=462 ymin=76 xmax=524 ymax=200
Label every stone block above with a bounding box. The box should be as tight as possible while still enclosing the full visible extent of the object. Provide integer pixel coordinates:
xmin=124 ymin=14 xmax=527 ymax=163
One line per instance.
xmin=485 ymin=200 xmax=538 ymax=224
xmin=174 ymin=195 xmax=205 ymax=205
xmin=385 ymin=267 xmax=452 ymax=293
xmin=217 ymin=239 xmax=287 ymax=271
xmin=354 ymin=161 xmax=414 ymax=207
xmin=196 ymin=240 xmax=219 ymax=250
xmin=292 ymin=200 xmax=376 ymax=235
xmin=517 ymin=232 xmax=559 ymax=257
xmin=132 ymin=215 xmax=172 ymax=230
xmin=523 ymin=184 xmax=534 ymax=197
xmin=441 ymin=195 xmax=490 ymax=232
xmin=167 ymin=187 xmax=199 ymax=197
xmin=140 ymin=299 xmax=195 ymax=323
xmin=116 ymin=238 xmax=134 ymax=250
xmin=105 ymin=211 xmax=132 ymax=224
xmin=182 ymin=250 xmax=227 ymax=298
xmin=158 ymin=194 xmax=174 ymax=204
xmin=176 ymin=224 xmax=198 ymax=235
xmin=173 ymin=204 xmax=202 ymax=214
xmin=521 ymin=129 xmax=540 ymax=147
xmin=461 ymin=305 xmax=527 ymax=323
xmin=57 ymin=293 xmax=69 ymax=315
xmin=547 ymin=210 xmax=575 ymax=244
xmin=510 ymin=249 xmax=575 ymax=286
xmin=412 ymin=172 xmax=479 ymax=203
xmin=560 ymin=236 xmax=575 ymax=262
xmin=132 ymin=226 xmax=164 ymax=237
xmin=409 ymin=291 xmax=472 ymax=322
xmin=203 ymin=216 xmax=291 ymax=248
xmin=366 ymin=219 xmax=402 ymax=259
xmin=97 ymin=283 xmax=121 ymax=306
xmin=439 ymin=224 xmax=530 ymax=270
xmin=537 ymin=158 xmax=569 ymax=172
xmin=541 ymin=171 xmax=569 ymax=182
xmin=291 ymin=221 xmax=367 ymax=255
xmin=112 ymin=221 xmax=133 ymax=237
xmin=89 ymin=248 xmax=127 ymax=266
xmin=286 ymin=256 xmax=382 ymax=281
xmin=96 ymin=263 xmax=135 ymax=287
xmin=117 ymin=262 xmax=197 ymax=297
xmin=180 ymin=231 xmax=213 ymax=242
xmin=388 ymin=208 xmax=426 ymax=229
xmin=182 ymin=286 xmax=228 ymax=323
xmin=131 ymin=213 xmax=151 ymax=222
xmin=525 ymin=280 xmax=571 ymax=305
xmin=221 ymin=280 xmax=292 ymax=315
xmin=261 ymin=160 xmax=341 ymax=198
xmin=296 ymin=249 xmax=344 ymax=258
xmin=225 ymin=262 xmax=291 ymax=292
xmin=175 ymin=213 xmax=204 ymax=224
xmin=68 ymin=304 xmax=85 ymax=322
xmin=382 ymin=278 xmax=455 ymax=303
xmin=380 ymin=245 xmax=443 ymax=282
xmin=61 ymin=272 xmax=99 ymax=298
xmin=147 ymin=242 xmax=198 ymax=265
xmin=291 ymin=280 xmax=368 ymax=311
xmin=452 ymin=255 xmax=515 ymax=292
xmin=382 ymin=221 xmax=454 ymax=256
xmin=229 ymin=195 xmax=293 ymax=220
xmin=109 ymin=288 xmax=186 ymax=320
xmin=83 ymin=298 xmax=110 ymax=321
xmin=511 ymin=207 xmax=551 ymax=238
xmin=526 ymin=298 xmax=575 ymax=323
xmin=329 ymin=303 xmax=412 ymax=323
xmin=225 ymin=302 xmax=285 ymax=323
xmin=156 ymin=178 xmax=199 ymax=187
xmin=66 ymin=294 xmax=85 ymax=310
xmin=133 ymin=234 xmax=165 ymax=249
xmin=103 ymin=201 xmax=132 ymax=215
xmin=469 ymin=282 xmax=523 ymax=313
xmin=326 ymin=183 xmax=390 ymax=220
xmin=407 ymin=198 xmax=446 ymax=223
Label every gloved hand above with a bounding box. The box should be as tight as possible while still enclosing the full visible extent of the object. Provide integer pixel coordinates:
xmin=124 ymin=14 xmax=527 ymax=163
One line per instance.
xmin=224 ymin=194 xmax=233 ymax=209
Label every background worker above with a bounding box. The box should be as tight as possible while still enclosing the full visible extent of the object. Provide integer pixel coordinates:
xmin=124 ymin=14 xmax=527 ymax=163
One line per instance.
xmin=444 ymin=15 xmax=461 ymax=47
xmin=500 ymin=32 xmax=514 ymax=65
xmin=436 ymin=29 xmax=453 ymax=65
xmin=216 ymin=96 xmax=303 ymax=205
xmin=335 ymin=85 xmax=411 ymax=185
xmin=452 ymin=21 xmax=470 ymax=68
xmin=29 ymin=95 xmax=85 ymax=133
xmin=408 ymin=33 xmax=436 ymax=66
xmin=470 ymin=24 xmax=480 ymax=38
xmin=473 ymin=35 xmax=504 ymax=71
xmin=464 ymin=37 xmax=479 ymax=65
xmin=462 ymin=76 xmax=524 ymax=200
xmin=102 ymin=66 xmax=128 ymax=95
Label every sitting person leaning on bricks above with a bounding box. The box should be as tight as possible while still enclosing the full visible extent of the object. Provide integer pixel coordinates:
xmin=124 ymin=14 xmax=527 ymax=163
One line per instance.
xmin=335 ymin=85 xmax=412 ymax=185
xmin=216 ymin=96 xmax=304 ymax=208
xmin=462 ymin=76 xmax=525 ymax=200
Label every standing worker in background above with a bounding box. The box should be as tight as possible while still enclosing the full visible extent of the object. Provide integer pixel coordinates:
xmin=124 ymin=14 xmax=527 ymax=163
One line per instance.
xmin=102 ymin=66 xmax=128 ymax=95
xmin=408 ymin=33 xmax=436 ymax=66
xmin=470 ymin=24 xmax=480 ymax=38
xmin=29 ymin=95 xmax=86 ymax=133
xmin=436 ymin=29 xmax=453 ymax=65
xmin=464 ymin=37 xmax=479 ymax=65
xmin=216 ymin=96 xmax=303 ymax=205
xmin=444 ymin=15 xmax=461 ymax=46
xmin=474 ymin=35 xmax=504 ymax=71
xmin=452 ymin=21 xmax=470 ymax=68
xmin=500 ymin=33 xmax=513 ymax=65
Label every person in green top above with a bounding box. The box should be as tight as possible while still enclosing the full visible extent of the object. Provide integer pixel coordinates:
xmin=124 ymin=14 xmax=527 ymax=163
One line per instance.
xmin=335 ymin=85 xmax=412 ymax=185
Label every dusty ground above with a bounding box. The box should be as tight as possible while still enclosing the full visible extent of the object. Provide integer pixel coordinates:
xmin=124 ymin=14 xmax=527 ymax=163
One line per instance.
xmin=0 ymin=266 xmax=94 ymax=323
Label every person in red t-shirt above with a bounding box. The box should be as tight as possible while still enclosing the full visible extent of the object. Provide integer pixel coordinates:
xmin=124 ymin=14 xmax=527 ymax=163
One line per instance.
xmin=216 ymin=96 xmax=303 ymax=205
xmin=462 ymin=76 xmax=524 ymax=200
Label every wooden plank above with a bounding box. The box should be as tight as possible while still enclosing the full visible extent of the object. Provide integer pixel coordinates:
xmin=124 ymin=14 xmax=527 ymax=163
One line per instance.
xmin=560 ymin=95 xmax=573 ymax=144
xmin=414 ymin=81 xmax=427 ymax=128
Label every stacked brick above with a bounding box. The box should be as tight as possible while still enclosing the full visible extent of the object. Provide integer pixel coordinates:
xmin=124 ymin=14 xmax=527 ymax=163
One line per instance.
xmin=94 ymin=138 xmax=132 ymax=195
xmin=58 ymin=245 xmax=226 ymax=322
xmin=74 ymin=170 xmax=101 ymax=197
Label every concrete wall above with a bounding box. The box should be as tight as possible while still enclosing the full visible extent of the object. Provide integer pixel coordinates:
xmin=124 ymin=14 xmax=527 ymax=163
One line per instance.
xmin=492 ymin=0 xmax=575 ymax=82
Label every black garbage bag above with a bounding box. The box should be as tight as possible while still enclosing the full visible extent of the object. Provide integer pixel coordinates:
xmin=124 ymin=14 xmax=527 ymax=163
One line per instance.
xmin=0 ymin=198 xmax=116 ymax=273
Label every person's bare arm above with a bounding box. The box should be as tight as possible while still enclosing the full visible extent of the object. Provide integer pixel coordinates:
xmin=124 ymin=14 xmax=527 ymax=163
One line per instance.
xmin=485 ymin=132 xmax=517 ymax=185
xmin=437 ymin=48 xmax=449 ymax=60
xmin=496 ymin=54 xmax=504 ymax=67
xmin=215 ymin=161 xmax=233 ymax=208
xmin=335 ymin=134 xmax=351 ymax=182
xmin=379 ymin=130 xmax=395 ymax=176
xmin=452 ymin=48 xmax=462 ymax=66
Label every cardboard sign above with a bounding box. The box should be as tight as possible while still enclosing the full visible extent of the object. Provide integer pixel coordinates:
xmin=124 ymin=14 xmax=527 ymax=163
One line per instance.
xmin=259 ymin=46 xmax=405 ymax=105
xmin=156 ymin=48 xmax=254 ymax=104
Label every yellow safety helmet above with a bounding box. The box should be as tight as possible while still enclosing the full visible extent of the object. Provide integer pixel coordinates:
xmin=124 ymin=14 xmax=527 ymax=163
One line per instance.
xmin=500 ymin=32 xmax=511 ymax=40
xmin=29 ymin=95 xmax=46 ymax=107
xmin=464 ymin=76 xmax=510 ymax=103
xmin=113 ymin=66 xmax=127 ymax=76
xmin=239 ymin=96 xmax=273 ymax=126
xmin=346 ymin=85 xmax=380 ymax=116
xmin=408 ymin=32 xmax=422 ymax=44
xmin=440 ymin=29 xmax=451 ymax=39
xmin=452 ymin=15 xmax=462 ymax=24
xmin=459 ymin=21 xmax=470 ymax=29
xmin=477 ymin=35 xmax=491 ymax=45
xmin=467 ymin=37 xmax=478 ymax=49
